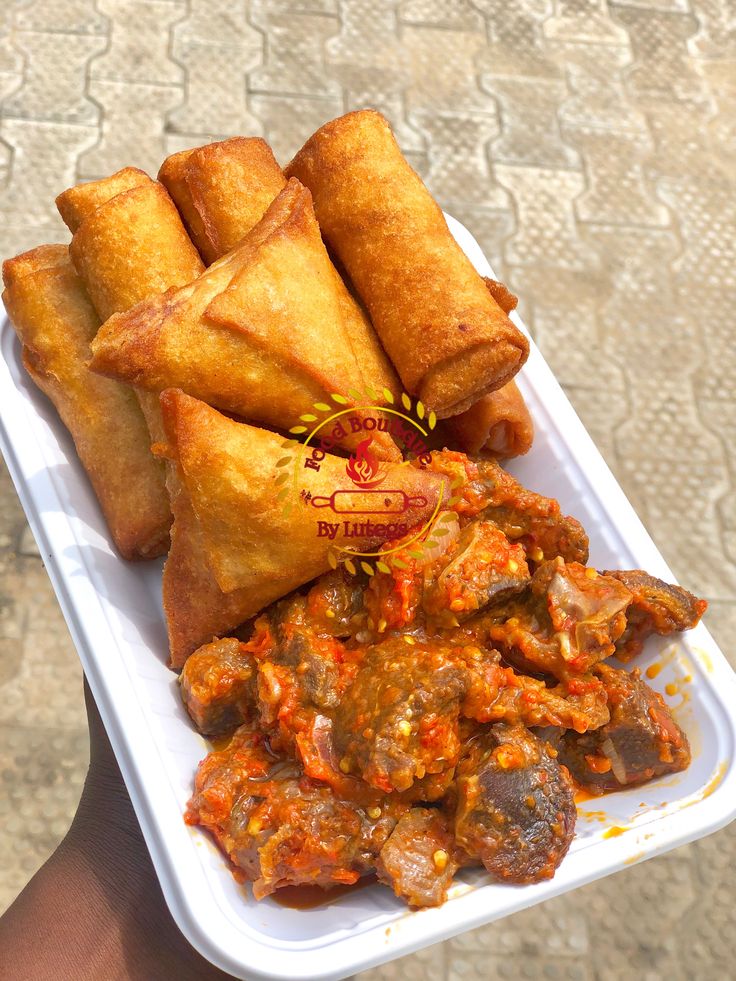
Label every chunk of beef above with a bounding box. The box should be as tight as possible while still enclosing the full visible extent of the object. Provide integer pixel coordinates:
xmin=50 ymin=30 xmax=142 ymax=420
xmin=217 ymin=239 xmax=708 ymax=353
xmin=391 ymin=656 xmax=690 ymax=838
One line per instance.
xmin=603 ymin=570 xmax=707 ymax=661
xmin=452 ymin=724 xmax=576 ymax=884
xmin=254 ymin=594 xmax=363 ymax=751
xmin=333 ymin=634 xmax=610 ymax=802
xmin=450 ymin=641 xmax=609 ymax=733
xmin=423 ymin=520 xmax=531 ymax=623
xmin=360 ymin=518 xmax=530 ymax=639
xmin=486 ymin=672 xmax=610 ymax=734
xmin=333 ymin=639 xmax=468 ymax=798
xmin=419 ymin=451 xmax=589 ymax=564
xmin=305 ymin=568 xmax=365 ymax=637
xmin=552 ymin=664 xmax=691 ymax=792
xmin=376 ymin=808 xmax=459 ymax=907
xmin=485 ymin=559 xmax=632 ymax=681
xmin=179 ymin=637 xmax=257 ymax=735
xmin=186 ymin=724 xmax=404 ymax=899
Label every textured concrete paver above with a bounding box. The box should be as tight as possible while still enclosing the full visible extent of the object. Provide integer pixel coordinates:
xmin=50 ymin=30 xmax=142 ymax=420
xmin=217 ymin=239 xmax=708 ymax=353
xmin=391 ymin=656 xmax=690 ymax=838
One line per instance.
xmin=1 ymin=1 xmax=735 ymax=978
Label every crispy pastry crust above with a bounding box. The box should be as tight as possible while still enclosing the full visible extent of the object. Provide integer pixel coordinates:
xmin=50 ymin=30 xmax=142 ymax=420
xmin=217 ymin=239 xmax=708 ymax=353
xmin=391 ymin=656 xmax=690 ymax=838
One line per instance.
xmin=158 ymin=389 xmax=446 ymax=594
xmin=286 ymin=110 xmax=529 ymax=418
xmin=2 ymin=245 xmax=170 ymax=559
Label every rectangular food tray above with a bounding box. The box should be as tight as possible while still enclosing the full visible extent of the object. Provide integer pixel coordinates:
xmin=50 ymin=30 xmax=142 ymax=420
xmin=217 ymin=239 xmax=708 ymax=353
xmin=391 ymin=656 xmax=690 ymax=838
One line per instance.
xmin=2 ymin=216 xmax=735 ymax=981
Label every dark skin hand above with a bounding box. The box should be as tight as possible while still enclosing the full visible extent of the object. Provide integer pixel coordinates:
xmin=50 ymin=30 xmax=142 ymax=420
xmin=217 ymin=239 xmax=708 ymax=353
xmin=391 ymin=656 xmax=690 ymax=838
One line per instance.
xmin=0 ymin=680 xmax=234 ymax=981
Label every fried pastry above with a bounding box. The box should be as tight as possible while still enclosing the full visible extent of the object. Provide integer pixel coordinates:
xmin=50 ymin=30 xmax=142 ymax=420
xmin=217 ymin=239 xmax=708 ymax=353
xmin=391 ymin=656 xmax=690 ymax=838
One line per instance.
xmin=162 ymin=464 xmax=271 ymax=668
xmin=286 ymin=110 xmax=529 ymax=418
xmin=158 ymin=138 xmax=286 ymax=263
xmin=160 ymin=141 xmax=400 ymax=400
xmin=2 ymin=245 xmax=170 ymax=559
xmin=446 ymin=381 xmax=534 ymax=457
xmin=158 ymin=389 xmax=446 ymax=594
xmin=55 ymin=167 xmax=150 ymax=233
xmin=60 ymin=176 xmax=204 ymax=322
xmin=58 ymin=168 xmax=205 ymax=521
xmin=90 ymin=180 xmax=400 ymax=459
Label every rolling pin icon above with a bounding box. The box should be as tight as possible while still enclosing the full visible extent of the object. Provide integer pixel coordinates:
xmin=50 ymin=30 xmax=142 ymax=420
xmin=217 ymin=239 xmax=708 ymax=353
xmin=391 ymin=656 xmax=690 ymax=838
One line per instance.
xmin=310 ymin=489 xmax=428 ymax=515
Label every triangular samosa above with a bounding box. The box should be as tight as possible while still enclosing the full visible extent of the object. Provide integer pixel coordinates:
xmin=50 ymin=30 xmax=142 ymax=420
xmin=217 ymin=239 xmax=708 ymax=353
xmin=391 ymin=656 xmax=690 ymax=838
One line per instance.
xmin=163 ymin=465 xmax=278 ymax=668
xmin=159 ymin=389 xmax=447 ymax=595
xmin=90 ymin=179 xmax=399 ymax=460
xmin=159 ymin=141 xmax=400 ymax=401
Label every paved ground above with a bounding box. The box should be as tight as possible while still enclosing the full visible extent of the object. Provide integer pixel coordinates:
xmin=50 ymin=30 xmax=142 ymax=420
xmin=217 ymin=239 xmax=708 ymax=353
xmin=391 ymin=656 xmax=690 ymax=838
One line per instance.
xmin=0 ymin=1 xmax=735 ymax=978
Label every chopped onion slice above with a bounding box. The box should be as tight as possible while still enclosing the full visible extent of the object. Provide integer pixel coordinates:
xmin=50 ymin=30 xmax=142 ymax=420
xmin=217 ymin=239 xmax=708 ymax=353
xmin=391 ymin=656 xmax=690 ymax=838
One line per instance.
xmin=420 ymin=512 xmax=460 ymax=565
xmin=601 ymin=738 xmax=627 ymax=785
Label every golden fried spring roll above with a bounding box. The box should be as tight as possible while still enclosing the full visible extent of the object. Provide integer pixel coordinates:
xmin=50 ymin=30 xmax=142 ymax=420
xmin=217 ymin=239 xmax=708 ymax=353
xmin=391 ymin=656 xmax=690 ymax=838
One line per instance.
xmin=446 ymin=381 xmax=534 ymax=458
xmin=2 ymin=246 xmax=170 ymax=559
xmin=63 ymin=178 xmax=204 ymax=322
xmin=90 ymin=180 xmax=399 ymax=460
xmin=55 ymin=167 xmax=150 ymax=233
xmin=156 ymin=149 xmax=214 ymax=263
xmin=159 ymin=389 xmax=446 ymax=594
xmin=446 ymin=279 xmax=533 ymax=457
xmin=58 ymin=170 xmax=205 ymax=520
xmin=286 ymin=110 xmax=529 ymax=418
xmin=158 ymin=138 xmax=287 ymax=263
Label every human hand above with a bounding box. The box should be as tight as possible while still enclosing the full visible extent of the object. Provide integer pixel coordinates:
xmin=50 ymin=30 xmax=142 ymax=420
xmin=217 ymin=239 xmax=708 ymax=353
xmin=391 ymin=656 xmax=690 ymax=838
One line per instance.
xmin=0 ymin=679 xmax=235 ymax=981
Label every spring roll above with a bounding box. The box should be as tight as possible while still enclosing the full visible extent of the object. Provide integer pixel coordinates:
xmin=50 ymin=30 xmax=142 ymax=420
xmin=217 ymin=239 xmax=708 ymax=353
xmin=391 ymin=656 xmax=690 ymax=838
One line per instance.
xmin=158 ymin=138 xmax=286 ymax=263
xmin=286 ymin=110 xmax=529 ymax=418
xmin=61 ymin=178 xmax=204 ymax=322
xmin=158 ymin=389 xmax=446 ymax=594
xmin=2 ymin=245 xmax=170 ymax=559
xmin=445 ymin=381 xmax=534 ymax=458
xmin=156 ymin=149 xmax=214 ymax=263
xmin=446 ymin=279 xmax=533 ymax=457
xmin=55 ymin=167 xmax=150 ymax=233
xmin=89 ymin=180 xmax=399 ymax=460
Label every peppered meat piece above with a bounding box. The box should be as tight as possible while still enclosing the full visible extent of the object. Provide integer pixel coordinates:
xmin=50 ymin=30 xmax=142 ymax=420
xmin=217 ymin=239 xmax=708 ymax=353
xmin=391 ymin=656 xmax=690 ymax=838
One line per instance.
xmin=551 ymin=664 xmax=691 ymax=792
xmin=451 ymin=724 xmax=576 ymax=884
xmin=360 ymin=518 xmax=530 ymax=636
xmin=304 ymin=568 xmax=365 ymax=637
xmin=333 ymin=634 xmax=611 ymax=803
xmin=186 ymin=724 xmax=405 ymax=899
xmin=332 ymin=639 xmax=468 ymax=798
xmin=376 ymin=808 xmax=460 ymax=907
xmin=448 ymin=641 xmax=609 ymax=733
xmin=234 ymin=779 xmax=364 ymax=898
xmin=603 ymin=570 xmax=707 ymax=661
xmin=253 ymin=594 xmax=364 ymax=752
xmin=484 ymin=558 xmax=633 ymax=681
xmin=419 ymin=450 xmax=589 ymax=565
xmin=484 ymin=672 xmax=610 ymax=734
xmin=423 ymin=520 xmax=531 ymax=624
xmin=179 ymin=637 xmax=257 ymax=735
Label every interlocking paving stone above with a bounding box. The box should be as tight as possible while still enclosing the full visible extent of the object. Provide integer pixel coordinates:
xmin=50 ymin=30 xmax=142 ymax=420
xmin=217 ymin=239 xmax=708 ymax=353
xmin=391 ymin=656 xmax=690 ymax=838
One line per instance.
xmin=249 ymin=1 xmax=341 ymax=99
xmin=249 ymin=92 xmax=345 ymax=164
xmin=1 ymin=2 xmax=735 ymax=978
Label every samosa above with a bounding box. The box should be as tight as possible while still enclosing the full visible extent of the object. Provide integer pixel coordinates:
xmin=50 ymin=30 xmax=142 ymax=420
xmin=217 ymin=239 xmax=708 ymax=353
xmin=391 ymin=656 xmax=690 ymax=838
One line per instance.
xmin=158 ymin=389 xmax=447 ymax=595
xmin=159 ymin=141 xmax=399 ymax=401
xmin=90 ymin=179 xmax=399 ymax=459
xmin=162 ymin=466 xmax=275 ymax=668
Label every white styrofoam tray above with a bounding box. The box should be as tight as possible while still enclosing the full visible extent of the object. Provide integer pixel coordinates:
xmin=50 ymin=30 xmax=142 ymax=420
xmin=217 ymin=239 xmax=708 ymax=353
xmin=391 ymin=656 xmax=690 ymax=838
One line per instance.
xmin=1 ymin=216 xmax=735 ymax=981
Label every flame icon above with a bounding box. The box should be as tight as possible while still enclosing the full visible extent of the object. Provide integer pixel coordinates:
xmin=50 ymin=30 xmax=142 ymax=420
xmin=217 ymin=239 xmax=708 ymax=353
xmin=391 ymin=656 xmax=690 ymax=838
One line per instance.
xmin=345 ymin=437 xmax=386 ymax=489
